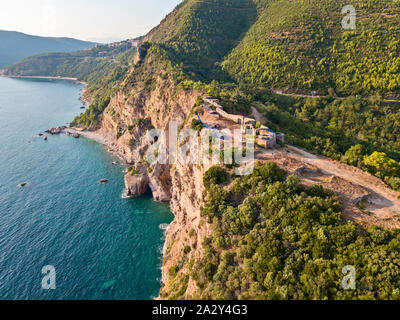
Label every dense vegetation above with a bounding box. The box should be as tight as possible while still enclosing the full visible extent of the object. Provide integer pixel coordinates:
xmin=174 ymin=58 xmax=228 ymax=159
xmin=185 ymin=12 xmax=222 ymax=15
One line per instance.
xmin=6 ymin=42 xmax=134 ymax=79
xmin=146 ymin=0 xmax=257 ymax=80
xmin=222 ymin=0 xmax=400 ymax=96
xmin=146 ymin=0 xmax=400 ymax=96
xmin=7 ymin=0 xmax=400 ymax=128
xmin=175 ymin=163 xmax=400 ymax=299
xmin=252 ymin=93 xmax=400 ymax=190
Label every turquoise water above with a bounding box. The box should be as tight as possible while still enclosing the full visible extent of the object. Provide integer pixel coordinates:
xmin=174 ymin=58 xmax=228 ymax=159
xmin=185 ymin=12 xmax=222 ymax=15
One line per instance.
xmin=0 ymin=77 xmax=173 ymax=300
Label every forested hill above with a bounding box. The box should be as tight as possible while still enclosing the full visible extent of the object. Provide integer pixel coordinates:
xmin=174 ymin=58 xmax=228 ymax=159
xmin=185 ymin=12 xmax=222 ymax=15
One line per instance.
xmin=222 ymin=0 xmax=400 ymax=96
xmin=4 ymin=41 xmax=136 ymax=82
xmin=144 ymin=0 xmax=257 ymax=80
xmin=0 ymin=30 xmax=97 ymax=68
xmin=6 ymin=0 xmax=400 ymax=96
xmin=145 ymin=0 xmax=400 ymax=96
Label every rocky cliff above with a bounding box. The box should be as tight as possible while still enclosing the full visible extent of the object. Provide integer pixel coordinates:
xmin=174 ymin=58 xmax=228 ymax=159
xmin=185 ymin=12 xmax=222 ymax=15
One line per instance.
xmin=90 ymin=46 xmax=209 ymax=298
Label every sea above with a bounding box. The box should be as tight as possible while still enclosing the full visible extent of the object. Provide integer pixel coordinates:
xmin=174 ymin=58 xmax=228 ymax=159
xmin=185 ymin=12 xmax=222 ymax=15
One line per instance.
xmin=0 ymin=77 xmax=173 ymax=299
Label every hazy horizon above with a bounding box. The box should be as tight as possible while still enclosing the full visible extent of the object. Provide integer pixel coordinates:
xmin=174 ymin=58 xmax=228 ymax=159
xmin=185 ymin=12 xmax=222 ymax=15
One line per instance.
xmin=0 ymin=0 xmax=182 ymax=43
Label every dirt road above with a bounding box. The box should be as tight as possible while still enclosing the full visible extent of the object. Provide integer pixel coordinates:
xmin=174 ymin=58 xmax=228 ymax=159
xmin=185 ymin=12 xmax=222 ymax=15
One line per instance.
xmin=257 ymin=145 xmax=400 ymax=229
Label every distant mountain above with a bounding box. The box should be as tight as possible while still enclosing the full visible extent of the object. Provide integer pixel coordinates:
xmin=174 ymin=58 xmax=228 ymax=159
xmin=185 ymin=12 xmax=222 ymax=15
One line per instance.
xmin=0 ymin=30 xmax=97 ymax=68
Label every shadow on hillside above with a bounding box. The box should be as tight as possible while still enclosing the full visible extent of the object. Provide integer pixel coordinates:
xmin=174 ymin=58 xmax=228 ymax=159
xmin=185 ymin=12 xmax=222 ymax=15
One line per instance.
xmin=163 ymin=0 xmax=258 ymax=83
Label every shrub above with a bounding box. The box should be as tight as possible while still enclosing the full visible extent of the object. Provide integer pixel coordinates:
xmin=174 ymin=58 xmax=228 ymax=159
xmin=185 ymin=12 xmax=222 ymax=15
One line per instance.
xmin=191 ymin=161 xmax=400 ymax=300
xmin=127 ymin=167 xmax=139 ymax=176
xmin=203 ymin=166 xmax=229 ymax=190
xmin=190 ymin=119 xmax=203 ymax=131
xmin=306 ymin=185 xmax=330 ymax=198
xmin=168 ymin=265 xmax=180 ymax=278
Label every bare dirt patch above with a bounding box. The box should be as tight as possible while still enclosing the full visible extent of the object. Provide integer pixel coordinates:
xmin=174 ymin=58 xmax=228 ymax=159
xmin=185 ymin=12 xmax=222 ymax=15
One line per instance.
xmin=257 ymin=146 xmax=400 ymax=229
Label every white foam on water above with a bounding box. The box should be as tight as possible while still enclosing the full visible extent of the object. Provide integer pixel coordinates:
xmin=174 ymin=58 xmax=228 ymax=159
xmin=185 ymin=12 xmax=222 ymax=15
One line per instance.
xmin=121 ymin=189 xmax=132 ymax=199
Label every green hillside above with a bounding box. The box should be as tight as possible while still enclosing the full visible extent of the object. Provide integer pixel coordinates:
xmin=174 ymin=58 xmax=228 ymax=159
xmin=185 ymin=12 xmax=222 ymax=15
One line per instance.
xmin=5 ymin=42 xmax=135 ymax=81
xmin=144 ymin=0 xmax=400 ymax=96
xmin=146 ymin=0 xmax=257 ymax=80
xmin=175 ymin=163 xmax=400 ymax=300
xmin=222 ymin=0 xmax=400 ymax=95
xmin=141 ymin=0 xmax=400 ymax=191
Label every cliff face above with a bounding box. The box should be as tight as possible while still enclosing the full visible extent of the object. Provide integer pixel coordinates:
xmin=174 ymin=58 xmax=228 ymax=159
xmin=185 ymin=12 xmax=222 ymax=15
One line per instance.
xmin=93 ymin=48 xmax=208 ymax=297
xmin=160 ymin=162 xmax=209 ymax=298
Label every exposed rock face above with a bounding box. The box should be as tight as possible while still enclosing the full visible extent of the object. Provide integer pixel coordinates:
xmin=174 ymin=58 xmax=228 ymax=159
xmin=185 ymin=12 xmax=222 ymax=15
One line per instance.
xmin=124 ymin=173 xmax=149 ymax=198
xmin=148 ymin=164 xmax=171 ymax=202
xmin=83 ymin=50 xmax=208 ymax=299
xmin=134 ymin=44 xmax=149 ymax=64
xmin=159 ymin=162 xmax=209 ymax=298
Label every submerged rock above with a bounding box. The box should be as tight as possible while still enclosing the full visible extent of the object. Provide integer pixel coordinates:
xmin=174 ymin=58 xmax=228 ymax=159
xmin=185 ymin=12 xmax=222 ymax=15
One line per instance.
xmin=101 ymin=279 xmax=116 ymax=290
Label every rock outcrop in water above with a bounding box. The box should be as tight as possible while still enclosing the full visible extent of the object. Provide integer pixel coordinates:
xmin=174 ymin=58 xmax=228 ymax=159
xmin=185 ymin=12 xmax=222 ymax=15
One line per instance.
xmin=45 ymin=126 xmax=66 ymax=134
xmin=124 ymin=173 xmax=148 ymax=198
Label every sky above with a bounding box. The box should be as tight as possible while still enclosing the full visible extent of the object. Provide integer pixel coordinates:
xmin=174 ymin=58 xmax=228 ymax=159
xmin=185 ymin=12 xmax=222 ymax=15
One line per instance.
xmin=0 ymin=0 xmax=182 ymax=43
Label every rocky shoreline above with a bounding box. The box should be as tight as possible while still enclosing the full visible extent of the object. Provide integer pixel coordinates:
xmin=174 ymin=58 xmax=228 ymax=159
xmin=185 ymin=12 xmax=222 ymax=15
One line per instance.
xmin=49 ymin=126 xmax=141 ymax=197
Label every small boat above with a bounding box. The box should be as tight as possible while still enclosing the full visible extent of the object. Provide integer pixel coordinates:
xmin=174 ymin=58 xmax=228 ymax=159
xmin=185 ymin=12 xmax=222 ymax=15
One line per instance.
xmin=19 ymin=182 xmax=27 ymax=187
xmin=112 ymin=161 xmax=118 ymax=165
xmin=100 ymin=179 xmax=109 ymax=184
xmin=43 ymin=136 xmax=48 ymax=141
